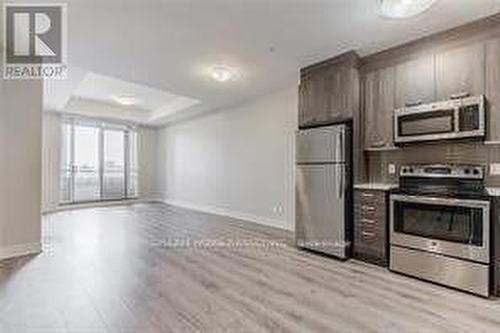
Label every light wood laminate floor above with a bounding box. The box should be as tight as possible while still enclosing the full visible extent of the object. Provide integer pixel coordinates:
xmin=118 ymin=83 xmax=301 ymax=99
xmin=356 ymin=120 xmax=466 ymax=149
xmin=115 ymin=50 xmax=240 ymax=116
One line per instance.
xmin=1 ymin=203 xmax=500 ymax=332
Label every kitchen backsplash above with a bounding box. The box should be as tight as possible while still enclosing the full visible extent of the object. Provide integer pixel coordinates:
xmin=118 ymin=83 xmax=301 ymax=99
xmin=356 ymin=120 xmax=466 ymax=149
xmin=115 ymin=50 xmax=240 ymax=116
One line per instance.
xmin=367 ymin=141 xmax=500 ymax=187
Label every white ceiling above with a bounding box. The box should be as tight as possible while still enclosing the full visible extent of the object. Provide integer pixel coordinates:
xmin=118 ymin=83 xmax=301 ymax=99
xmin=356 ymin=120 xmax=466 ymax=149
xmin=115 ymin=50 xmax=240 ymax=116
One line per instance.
xmin=67 ymin=72 xmax=200 ymax=122
xmin=35 ymin=0 xmax=500 ymax=125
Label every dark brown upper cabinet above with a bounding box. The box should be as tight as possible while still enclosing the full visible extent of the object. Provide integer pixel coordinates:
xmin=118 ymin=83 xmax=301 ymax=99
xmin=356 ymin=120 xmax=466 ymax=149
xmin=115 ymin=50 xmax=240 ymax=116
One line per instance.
xmin=395 ymin=55 xmax=435 ymax=109
xmin=435 ymin=43 xmax=486 ymax=101
xmin=363 ymin=67 xmax=395 ymax=149
xmin=299 ymin=52 xmax=360 ymax=128
xmin=486 ymin=38 xmax=500 ymax=142
xmin=327 ymin=64 xmax=357 ymax=121
xmin=298 ymin=70 xmax=327 ymax=126
xmin=362 ymin=40 xmax=491 ymax=149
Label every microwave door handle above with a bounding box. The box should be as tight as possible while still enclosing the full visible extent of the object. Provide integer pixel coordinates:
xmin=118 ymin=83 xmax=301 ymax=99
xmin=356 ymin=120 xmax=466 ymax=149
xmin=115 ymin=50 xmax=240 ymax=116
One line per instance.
xmin=404 ymin=100 xmax=423 ymax=107
xmin=450 ymin=92 xmax=470 ymax=100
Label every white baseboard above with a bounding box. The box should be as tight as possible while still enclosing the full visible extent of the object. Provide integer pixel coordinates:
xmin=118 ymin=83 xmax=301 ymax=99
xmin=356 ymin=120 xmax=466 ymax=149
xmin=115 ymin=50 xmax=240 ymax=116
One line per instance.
xmin=162 ymin=199 xmax=293 ymax=231
xmin=0 ymin=242 xmax=42 ymax=261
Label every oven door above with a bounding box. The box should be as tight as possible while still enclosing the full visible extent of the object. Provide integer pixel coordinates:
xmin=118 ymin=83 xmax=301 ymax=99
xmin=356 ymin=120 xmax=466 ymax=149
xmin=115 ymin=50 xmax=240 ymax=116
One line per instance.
xmin=390 ymin=194 xmax=490 ymax=263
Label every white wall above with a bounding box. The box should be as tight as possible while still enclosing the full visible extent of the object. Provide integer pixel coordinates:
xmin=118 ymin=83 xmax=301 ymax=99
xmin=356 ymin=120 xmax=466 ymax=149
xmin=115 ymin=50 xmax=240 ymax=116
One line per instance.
xmin=157 ymin=85 xmax=298 ymax=231
xmin=42 ymin=113 xmax=62 ymax=212
xmin=138 ymin=126 xmax=161 ymax=200
xmin=0 ymin=79 xmax=44 ymax=259
xmin=0 ymin=7 xmax=44 ymax=259
xmin=41 ymin=115 xmax=160 ymax=212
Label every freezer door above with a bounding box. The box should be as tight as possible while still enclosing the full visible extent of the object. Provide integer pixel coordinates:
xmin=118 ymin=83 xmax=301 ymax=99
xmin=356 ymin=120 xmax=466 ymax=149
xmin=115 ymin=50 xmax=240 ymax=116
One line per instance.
xmin=296 ymin=163 xmax=348 ymax=258
xmin=296 ymin=125 xmax=346 ymax=164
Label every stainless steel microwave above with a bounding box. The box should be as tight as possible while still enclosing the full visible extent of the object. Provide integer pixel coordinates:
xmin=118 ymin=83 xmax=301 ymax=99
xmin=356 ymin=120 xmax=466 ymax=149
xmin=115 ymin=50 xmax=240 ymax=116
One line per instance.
xmin=394 ymin=95 xmax=485 ymax=144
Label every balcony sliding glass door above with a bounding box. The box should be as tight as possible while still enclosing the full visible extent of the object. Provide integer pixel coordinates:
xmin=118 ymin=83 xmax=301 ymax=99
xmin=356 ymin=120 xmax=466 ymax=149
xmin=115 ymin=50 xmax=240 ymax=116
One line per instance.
xmin=103 ymin=129 xmax=126 ymax=200
xmin=74 ymin=124 xmax=101 ymax=202
xmin=61 ymin=119 xmax=138 ymax=204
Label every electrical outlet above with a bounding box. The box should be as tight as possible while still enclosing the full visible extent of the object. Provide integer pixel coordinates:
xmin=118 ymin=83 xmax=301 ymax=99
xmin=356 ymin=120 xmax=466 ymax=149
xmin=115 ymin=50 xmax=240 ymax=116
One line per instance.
xmin=273 ymin=204 xmax=283 ymax=215
xmin=388 ymin=164 xmax=396 ymax=175
xmin=490 ymin=163 xmax=500 ymax=176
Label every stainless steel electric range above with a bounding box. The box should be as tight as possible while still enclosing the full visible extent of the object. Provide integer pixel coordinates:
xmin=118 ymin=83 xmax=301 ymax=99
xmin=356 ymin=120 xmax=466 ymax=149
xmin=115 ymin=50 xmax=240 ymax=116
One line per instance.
xmin=389 ymin=164 xmax=491 ymax=297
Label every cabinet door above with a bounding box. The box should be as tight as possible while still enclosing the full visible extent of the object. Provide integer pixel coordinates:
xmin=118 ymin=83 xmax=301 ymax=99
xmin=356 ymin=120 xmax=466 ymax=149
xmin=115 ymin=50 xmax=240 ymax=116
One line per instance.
xmin=435 ymin=43 xmax=485 ymax=100
xmin=334 ymin=65 xmax=355 ymax=120
xmin=298 ymin=74 xmax=315 ymax=127
xmin=298 ymin=79 xmax=307 ymax=127
xmin=298 ymin=78 xmax=308 ymax=127
xmin=308 ymin=70 xmax=328 ymax=124
xmin=395 ymin=55 xmax=435 ymax=108
xmin=300 ymin=60 xmax=358 ymax=127
xmin=315 ymin=70 xmax=330 ymax=123
xmin=363 ymin=67 xmax=395 ymax=149
xmin=323 ymin=67 xmax=341 ymax=121
xmin=486 ymin=39 xmax=500 ymax=142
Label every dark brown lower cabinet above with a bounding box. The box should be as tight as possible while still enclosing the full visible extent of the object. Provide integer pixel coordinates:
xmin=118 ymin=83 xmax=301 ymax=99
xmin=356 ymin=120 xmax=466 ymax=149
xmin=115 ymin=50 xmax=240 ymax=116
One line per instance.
xmin=353 ymin=189 xmax=389 ymax=266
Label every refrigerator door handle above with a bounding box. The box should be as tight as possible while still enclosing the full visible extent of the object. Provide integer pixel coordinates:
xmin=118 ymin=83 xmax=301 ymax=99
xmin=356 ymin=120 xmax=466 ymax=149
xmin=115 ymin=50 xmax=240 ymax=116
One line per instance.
xmin=334 ymin=129 xmax=343 ymax=162
xmin=339 ymin=129 xmax=344 ymax=162
xmin=338 ymin=165 xmax=344 ymax=199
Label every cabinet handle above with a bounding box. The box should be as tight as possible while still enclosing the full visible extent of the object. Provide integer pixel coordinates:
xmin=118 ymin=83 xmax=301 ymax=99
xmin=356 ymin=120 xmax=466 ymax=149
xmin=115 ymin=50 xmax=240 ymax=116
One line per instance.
xmin=371 ymin=140 xmax=386 ymax=148
xmin=362 ymin=231 xmax=376 ymax=238
xmin=450 ymin=92 xmax=470 ymax=100
xmin=405 ymin=100 xmax=423 ymax=107
xmin=361 ymin=219 xmax=376 ymax=225
xmin=361 ymin=192 xmax=374 ymax=198
xmin=361 ymin=205 xmax=376 ymax=212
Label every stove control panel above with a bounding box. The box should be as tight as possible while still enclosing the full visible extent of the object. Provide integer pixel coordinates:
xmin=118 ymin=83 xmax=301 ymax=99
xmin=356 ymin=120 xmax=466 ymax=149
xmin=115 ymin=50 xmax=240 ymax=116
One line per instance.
xmin=400 ymin=164 xmax=484 ymax=179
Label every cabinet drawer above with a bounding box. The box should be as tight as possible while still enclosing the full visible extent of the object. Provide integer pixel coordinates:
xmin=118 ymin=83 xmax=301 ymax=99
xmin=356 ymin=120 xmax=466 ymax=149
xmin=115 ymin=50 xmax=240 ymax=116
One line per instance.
xmin=354 ymin=216 xmax=383 ymax=235
xmin=354 ymin=234 xmax=386 ymax=261
xmin=354 ymin=204 xmax=386 ymax=225
xmin=356 ymin=216 xmax=379 ymax=229
xmin=355 ymin=217 xmax=383 ymax=239
xmin=355 ymin=226 xmax=381 ymax=243
xmin=353 ymin=245 xmax=387 ymax=266
xmin=355 ymin=190 xmax=385 ymax=206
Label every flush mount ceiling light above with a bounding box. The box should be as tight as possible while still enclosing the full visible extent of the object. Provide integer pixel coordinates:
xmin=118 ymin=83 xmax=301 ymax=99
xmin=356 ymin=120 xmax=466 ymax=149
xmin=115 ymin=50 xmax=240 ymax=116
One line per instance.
xmin=112 ymin=95 xmax=140 ymax=106
xmin=377 ymin=0 xmax=437 ymax=19
xmin=209 ymin=65 xmax=238 ymax=83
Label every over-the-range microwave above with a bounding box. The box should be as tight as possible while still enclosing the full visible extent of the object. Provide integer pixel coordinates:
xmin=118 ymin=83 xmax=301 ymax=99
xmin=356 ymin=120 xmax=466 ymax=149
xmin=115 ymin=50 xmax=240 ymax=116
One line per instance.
xmin=394 ymin=95 xmax=485 ymax=144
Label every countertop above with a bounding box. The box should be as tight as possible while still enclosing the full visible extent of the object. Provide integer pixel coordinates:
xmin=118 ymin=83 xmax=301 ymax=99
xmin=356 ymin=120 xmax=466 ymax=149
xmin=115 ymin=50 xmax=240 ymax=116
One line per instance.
xmin=487 ymin=188 xmax=500 ymax=197
xmin=354 ymin=183 xmax=398 ymax=191
xmin=354 ymin=184 xmax=500 ymax=197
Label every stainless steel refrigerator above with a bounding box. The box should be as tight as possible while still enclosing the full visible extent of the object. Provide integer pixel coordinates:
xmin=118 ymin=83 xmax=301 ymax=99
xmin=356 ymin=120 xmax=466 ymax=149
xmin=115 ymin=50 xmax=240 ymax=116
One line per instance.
xmin=296 ymin=123 xmax=352 ymax=259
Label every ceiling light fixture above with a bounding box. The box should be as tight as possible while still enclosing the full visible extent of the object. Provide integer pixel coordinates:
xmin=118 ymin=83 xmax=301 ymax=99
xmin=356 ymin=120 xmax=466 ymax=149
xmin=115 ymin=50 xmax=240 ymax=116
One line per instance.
xmin=209 ymin=65 xmax=238 ymax=83
xmin=112 ymin=95 xmax=140 ymax=106
xmin=377 ymin=0 xmax=437 ymax=19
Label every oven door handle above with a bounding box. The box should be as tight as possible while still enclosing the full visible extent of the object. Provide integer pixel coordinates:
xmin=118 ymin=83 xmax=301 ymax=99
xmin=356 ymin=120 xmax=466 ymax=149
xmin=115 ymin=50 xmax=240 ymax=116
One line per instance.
xmin=390 ymin=194 xmax=490 ymax=209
